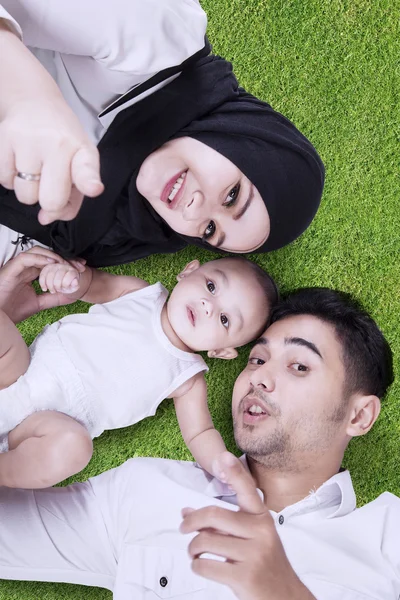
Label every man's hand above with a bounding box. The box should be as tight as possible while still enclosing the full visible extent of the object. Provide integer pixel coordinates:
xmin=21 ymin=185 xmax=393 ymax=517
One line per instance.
xmin=180 ymin=452 xmax=316 ymax=600
xmin=0 ymin=247 xmax=85 ymax=323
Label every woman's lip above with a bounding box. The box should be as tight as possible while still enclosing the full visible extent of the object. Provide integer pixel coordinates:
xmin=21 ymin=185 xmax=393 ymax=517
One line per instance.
xmin=161 ymin=170 xmax=187 ymax=208
xmin=187 ymin=306 xmax=196 ymax=326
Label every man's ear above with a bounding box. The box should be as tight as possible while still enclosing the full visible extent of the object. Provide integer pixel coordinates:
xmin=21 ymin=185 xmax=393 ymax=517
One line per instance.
xmin=176 ymin=260 xmax=201 ymax=282
xmin=346 ymin=394 xmax=381 ymax=438
xmin=207 ymin=347 xmax=238 ymax=360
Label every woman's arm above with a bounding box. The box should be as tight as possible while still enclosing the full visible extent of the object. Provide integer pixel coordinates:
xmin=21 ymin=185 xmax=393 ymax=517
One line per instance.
xmin=3 ymin=0 xmax=207 ymax=71
xmin=0 ymin=13 xmax=103 ymax=222
xmin=173 ymin=374 xmax=227 ymax=476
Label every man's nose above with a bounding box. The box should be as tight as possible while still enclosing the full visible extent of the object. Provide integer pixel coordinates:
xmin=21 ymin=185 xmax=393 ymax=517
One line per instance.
xmin=249 ymin=363 xmax=275 ymax=392
xmin=201 ymin=298 xmax=213 ymax=317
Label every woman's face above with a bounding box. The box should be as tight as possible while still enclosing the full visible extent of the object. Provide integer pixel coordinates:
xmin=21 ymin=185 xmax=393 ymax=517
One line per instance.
xmin=136 ymin=137 xmax=270 ymax=252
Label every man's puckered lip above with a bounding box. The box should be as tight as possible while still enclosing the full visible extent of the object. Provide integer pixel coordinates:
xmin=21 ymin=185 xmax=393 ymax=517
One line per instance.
xmin=242 ymin=396 xmax=271 ymax=416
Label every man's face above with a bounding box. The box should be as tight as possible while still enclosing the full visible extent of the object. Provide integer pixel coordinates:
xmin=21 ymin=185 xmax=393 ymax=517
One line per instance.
xmin=232 ymin=315 xmax=351 ymax=471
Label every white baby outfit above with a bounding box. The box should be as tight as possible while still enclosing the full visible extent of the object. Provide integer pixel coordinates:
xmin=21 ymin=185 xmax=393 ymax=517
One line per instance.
xmin=0 ymin=283 xmax=207 ymax=452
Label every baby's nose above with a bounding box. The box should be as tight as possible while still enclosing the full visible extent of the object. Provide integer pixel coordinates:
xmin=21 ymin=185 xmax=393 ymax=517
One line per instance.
xmin=201 ymin=298 xmax=213 ymax=317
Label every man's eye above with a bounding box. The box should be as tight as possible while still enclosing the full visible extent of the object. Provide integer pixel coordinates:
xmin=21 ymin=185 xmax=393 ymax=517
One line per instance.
xmin=207 ymin=280 xmax=216 ymax=294
xmin=220 ymin=314 xmax=229 ymax=328
xmin=249 ymin=357 xmax=265 ymax=366
xmin=292 ymin=363 xmax=308 ymax=373
xmin=203 ymin=220 xmax=216 ymax=240
xmin=224 ymin=183 xmax=241 ymax=207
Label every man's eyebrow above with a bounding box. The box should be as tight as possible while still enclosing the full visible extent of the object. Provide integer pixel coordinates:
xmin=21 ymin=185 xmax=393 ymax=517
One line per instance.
xmin=252 ymin=336 xmax=268 ymax=348
xmin=285 ymin=337 xmax=323 ymax=359
xmin=233 ymin=185 xmax=254 ymax=221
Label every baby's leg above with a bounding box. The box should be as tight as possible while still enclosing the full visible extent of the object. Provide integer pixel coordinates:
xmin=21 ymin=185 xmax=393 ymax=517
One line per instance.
xmin=0 ymin=411 xmax=93 ymax=488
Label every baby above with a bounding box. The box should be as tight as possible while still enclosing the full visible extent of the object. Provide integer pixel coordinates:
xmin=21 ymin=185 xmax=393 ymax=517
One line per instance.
xmin=0 ymin=253 xmax=278 ymax=488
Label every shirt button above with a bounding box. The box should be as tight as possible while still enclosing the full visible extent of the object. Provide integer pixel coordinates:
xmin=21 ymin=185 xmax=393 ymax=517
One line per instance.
xmin=159 ymin=576 xmax=168 ymax=588
xmin=278 ymin=515 xmax=284 ymax=525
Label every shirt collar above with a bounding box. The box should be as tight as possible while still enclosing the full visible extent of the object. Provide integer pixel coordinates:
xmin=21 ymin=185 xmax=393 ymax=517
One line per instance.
xmin=197 ymin=457 xmax=356 ymax=518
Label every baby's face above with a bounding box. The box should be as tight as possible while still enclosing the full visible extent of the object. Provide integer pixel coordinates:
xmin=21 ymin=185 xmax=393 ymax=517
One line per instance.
xmin=167 ymin=259 xmax=269 ymax=352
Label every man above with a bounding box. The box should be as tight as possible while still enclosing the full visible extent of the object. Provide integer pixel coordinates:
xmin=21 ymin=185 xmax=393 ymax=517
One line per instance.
xmin=0 ymin=282 xmax=397 ymax=599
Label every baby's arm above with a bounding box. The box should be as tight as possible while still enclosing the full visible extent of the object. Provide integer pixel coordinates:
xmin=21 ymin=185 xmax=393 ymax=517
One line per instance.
xmin=39 ymin=262 xmax=149 ymax=304
xmin=173 ymin=374 xmax=227 ymax=477
xmin=0 ymin=308 xmax=30 ymax=390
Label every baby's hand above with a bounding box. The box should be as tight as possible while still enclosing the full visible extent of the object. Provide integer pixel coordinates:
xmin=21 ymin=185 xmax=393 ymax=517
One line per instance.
xmin=39 ymin=262 xmax=82 ymax=295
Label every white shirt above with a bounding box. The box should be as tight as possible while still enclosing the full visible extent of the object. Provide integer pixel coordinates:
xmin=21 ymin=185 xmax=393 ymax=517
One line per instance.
xmin=0 ymin=0 xmax=208 ymax=142
xmin=0 ymin=456 xmax=399 ymax=599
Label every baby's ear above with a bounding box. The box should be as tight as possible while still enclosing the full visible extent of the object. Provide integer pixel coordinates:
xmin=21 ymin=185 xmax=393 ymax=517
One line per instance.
xmin=208 ymin=347 xmax=238 ymax=360
xmin=177 ymin=259 xmax=201 ymax=281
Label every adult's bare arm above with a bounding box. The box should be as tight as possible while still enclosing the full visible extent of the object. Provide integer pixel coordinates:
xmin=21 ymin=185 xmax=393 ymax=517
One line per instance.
xmin=0 ymin=18 xmax=103 ymax=224
xmin=0 ymin=247 xmax=84 ymax=323
xmin=181 ymin=452 xmax=316 ymax=600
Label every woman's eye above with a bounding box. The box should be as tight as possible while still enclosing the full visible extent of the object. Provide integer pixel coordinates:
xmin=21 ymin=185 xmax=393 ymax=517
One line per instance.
xmin=203 ymin=220 xmax=216 ymax=240
xmin=224 ymin=183 xmax=241 ymax=207
xmin=207 ymin=280 xmax=216 ymax=294
xmin=220 ymin=314 xmax=229 ymax=328
xmin=249 ymin=357 xmax=265 ymax=366
xmin=292 ymin=363 xmax=309 ymax=373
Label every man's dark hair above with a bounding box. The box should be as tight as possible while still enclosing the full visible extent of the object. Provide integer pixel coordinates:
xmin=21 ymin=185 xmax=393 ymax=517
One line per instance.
xmin=270 ymin=288 xmax=394 ymax=399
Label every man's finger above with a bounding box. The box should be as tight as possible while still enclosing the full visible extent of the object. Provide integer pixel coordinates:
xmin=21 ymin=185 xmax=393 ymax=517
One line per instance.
xmin=71 ymin=146 xmax=104 ymax=198
xmin=189 ymin=530 xmax=247 ymax=562
xmin=215 ymin=452 xmax=265 ymax=514
xmin=181 ymin=505 xmax=260 ymax=539
xmin=191 ymin=557 xmax=236 ymax=588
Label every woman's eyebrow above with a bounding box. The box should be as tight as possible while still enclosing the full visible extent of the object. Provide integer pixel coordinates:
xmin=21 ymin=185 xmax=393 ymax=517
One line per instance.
xmin=233 ymin=185 xmax=254 ymax=221
xmin=213 ymin=185 xmax=255 ymax=247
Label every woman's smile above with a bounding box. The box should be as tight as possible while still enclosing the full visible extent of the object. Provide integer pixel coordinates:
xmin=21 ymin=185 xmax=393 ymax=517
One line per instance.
xmin=161 ymin=170 xmax=188 ymax=208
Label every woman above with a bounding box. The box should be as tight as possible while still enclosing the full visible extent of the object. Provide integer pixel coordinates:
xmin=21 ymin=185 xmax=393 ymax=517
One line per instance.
xmin=0 ymin=1 xmax=324 ymax=267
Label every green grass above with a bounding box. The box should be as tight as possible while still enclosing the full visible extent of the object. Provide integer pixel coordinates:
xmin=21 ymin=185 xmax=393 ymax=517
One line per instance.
xmin=1 ymin=0 xmax=399 ymax=597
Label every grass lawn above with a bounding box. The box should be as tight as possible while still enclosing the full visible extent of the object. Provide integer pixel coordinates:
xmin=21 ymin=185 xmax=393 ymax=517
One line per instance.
xmin=1 ymin=0 xmax=399 ymax=598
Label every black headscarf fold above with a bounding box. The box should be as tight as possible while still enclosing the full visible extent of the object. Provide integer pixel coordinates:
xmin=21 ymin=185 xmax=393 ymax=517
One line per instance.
xmin=0 ymin=49 xmax=324 ymax=267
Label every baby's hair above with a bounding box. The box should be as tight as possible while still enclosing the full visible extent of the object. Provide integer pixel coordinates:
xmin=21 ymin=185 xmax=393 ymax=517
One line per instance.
xmin=219 ymin=256 xmax=279 ymax=331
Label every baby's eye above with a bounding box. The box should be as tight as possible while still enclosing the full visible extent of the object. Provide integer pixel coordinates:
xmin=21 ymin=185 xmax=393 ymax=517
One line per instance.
xmin=224 ymin=183 xmax=241 ymax=208
xmin=207 ymin=280 xmax=216 ymax=294
xmin=203 ymin=220 xmax=216 ymax=241
xmin=291 ymin=363 xmax=309 ymax=373
xmin=220 ymin=314 xmax=229 ymax=328
xmin=248 ymin=357 xmax=265 ymax=366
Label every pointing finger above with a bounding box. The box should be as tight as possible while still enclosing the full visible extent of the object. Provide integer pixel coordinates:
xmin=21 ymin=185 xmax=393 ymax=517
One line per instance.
xmin=215 ymin=452 xmax=265 ymax=515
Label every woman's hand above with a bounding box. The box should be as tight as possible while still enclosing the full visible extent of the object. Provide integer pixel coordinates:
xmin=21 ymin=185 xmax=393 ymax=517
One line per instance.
xmin=0 ymin=21 xmax=104 ymax=224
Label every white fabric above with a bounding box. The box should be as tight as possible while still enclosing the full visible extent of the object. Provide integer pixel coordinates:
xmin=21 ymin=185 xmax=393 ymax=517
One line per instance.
xmin=0 ymin=283 xmax=207 ymax=449
xmin=0 ymin=0 xmax=208 ymax=142
xmin=0 ymin=457 xmax=400 ymax=599
xmin=0 ymin=224 xmax=48 ymax=266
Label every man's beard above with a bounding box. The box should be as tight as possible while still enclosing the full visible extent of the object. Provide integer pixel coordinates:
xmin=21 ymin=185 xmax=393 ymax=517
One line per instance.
xmin=233 ymin=389 xmax=348 ymax=472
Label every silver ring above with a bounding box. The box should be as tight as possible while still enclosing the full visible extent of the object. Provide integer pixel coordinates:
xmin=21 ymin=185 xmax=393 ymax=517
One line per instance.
xmin=16 ymin=171 xmax=41 ymax=182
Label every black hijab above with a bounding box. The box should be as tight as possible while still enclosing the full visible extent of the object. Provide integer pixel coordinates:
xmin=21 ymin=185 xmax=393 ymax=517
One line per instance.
xmin=0 ymin=49 xmax=324 ymax=267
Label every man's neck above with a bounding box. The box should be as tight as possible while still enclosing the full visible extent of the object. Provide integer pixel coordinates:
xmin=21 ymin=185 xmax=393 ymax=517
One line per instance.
xmin=247 ymin=454 xmax=344 ymax=513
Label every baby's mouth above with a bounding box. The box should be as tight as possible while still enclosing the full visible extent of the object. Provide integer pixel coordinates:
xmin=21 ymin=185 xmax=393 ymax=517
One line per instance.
xmin=187 ymin=306 xmax=196 ymax=326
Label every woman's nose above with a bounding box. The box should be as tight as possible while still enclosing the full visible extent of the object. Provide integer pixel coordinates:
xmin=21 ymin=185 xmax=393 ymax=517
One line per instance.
xmin=183 ymin=191 xmax=205 ymax=221
xmin=201 ymin=298 xmax=213 ymax=317
xmin=249 ymin=363 xmax=275 ymax=392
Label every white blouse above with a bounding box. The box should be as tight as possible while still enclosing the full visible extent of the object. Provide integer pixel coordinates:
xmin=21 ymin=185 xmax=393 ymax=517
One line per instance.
xmin=0 ymin=0 xmax=208 ymax=141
